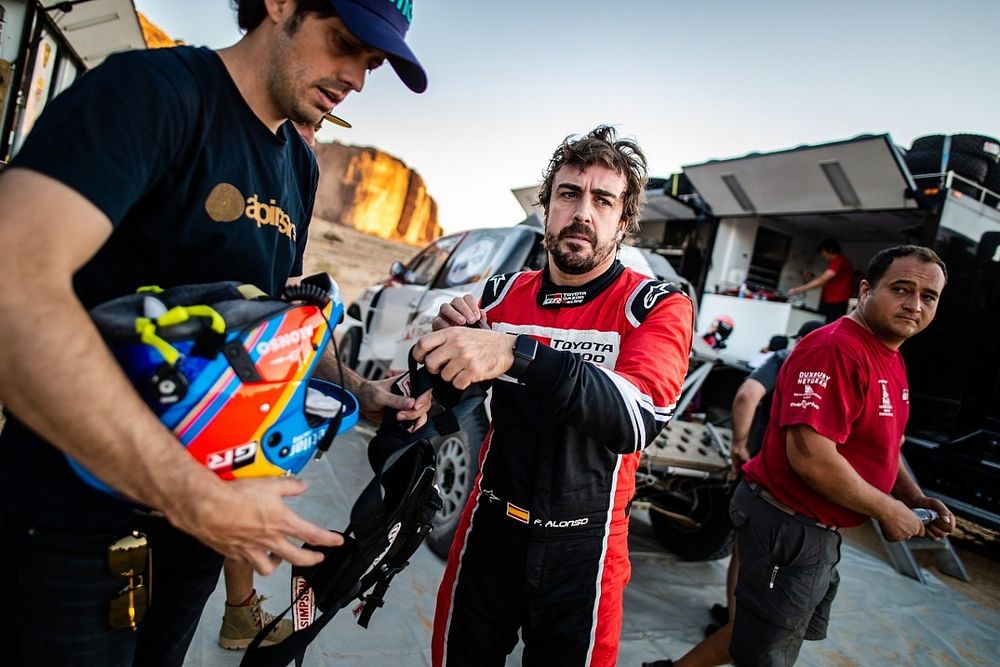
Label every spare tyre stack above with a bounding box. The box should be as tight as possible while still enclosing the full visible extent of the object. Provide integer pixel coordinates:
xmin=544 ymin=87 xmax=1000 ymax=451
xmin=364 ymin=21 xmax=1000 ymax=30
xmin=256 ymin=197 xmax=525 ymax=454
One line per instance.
xmin=905 ymin=133 xmax=1000 ymax=200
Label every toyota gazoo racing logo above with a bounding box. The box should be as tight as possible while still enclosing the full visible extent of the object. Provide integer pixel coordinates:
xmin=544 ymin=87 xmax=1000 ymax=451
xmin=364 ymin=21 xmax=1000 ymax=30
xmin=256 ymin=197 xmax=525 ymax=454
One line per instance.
xmin=542 ymin=291 xmax=586 ymax=306
xmin=206 ymin=442 xmax=257 ymax=472
xmin=548 ymin=336 xmax=618 ymax=365
xmin=255 ymin=324 xmax=316 ymax=362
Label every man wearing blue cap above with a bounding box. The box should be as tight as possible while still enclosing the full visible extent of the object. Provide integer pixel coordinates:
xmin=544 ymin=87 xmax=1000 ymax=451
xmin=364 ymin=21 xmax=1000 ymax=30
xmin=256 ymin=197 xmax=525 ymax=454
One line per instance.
xmin=0 ymin=1 xmax=427 ymax=665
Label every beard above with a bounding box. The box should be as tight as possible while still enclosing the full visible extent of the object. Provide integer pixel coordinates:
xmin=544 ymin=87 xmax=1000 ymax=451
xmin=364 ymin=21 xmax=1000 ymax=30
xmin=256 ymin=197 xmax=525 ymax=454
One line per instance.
xmin=265 ymin=26 xmax=338 ymax=126
xmin=544 ymin=222 xmax=618 ymax=275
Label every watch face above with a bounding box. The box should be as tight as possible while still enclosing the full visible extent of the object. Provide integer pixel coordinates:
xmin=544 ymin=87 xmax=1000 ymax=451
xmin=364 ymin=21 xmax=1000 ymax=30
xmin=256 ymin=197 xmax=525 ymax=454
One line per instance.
xmin=509 ymin=335 xmax=536 ymax=379
xmin=515 ymin=335 xmax=536 ymax=360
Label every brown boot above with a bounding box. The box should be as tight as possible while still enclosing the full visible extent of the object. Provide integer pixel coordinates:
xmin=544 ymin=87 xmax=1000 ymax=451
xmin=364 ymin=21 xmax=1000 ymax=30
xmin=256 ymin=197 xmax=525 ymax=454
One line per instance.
xmin=218 ymin=591 xmax=292 ymax=650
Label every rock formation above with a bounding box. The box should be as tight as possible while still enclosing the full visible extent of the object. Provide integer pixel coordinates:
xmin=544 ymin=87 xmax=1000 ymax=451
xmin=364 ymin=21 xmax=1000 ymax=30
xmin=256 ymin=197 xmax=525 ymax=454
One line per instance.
xmin=138 ymin=13 xmax=183 ymax=48
xmin=312 ymin=142 xmax=441 ymax=245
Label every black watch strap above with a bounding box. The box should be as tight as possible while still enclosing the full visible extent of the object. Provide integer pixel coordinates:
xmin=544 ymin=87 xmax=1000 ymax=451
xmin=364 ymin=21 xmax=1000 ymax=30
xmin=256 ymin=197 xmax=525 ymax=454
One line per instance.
xmin=508 ymin=334 xmax=538 ymax=379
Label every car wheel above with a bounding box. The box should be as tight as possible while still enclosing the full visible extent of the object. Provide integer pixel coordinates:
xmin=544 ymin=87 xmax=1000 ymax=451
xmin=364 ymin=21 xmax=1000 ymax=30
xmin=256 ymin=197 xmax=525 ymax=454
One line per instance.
xmin=425 ymin=402 xmax=488 ymax=559
xmin=337 ymin=327 xmax=361 ymax=369
xmin=648 ymin=484 xmax=733 ymax=561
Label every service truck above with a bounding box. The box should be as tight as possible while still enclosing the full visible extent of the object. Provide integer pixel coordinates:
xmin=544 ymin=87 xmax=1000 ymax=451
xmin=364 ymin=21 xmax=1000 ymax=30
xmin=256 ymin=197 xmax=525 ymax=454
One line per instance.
xmin=632 ymin=132 xmax=1000 ymax=557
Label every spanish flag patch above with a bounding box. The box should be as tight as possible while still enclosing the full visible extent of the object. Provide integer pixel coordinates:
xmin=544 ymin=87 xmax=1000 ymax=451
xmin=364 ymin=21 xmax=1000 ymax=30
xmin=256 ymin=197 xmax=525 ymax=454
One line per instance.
xmin=506 ymin=502 xmax=530 ymax=524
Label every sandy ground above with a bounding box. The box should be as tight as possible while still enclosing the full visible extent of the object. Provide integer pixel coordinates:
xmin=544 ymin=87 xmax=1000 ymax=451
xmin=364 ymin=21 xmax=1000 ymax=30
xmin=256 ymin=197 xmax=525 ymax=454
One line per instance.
xmin=184 ymin=424 xmax=1000 ymax=666
xmin=301 ymin=216 xmax=420 ymax=310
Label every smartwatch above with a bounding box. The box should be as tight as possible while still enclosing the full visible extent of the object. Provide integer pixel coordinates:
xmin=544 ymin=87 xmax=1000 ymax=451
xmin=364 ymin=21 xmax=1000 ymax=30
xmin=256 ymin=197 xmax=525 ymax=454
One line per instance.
xmin=508 ymin=334 xmax=538 ymax=379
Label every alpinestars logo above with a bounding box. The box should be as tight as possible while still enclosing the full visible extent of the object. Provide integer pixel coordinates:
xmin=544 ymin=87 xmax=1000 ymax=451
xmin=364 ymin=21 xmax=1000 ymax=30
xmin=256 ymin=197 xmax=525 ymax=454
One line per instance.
xmin=644 ymin=283 xmax=675 ymax=309
xmin=542 ymin=291 xmax=586 ymax=306
xmin=488 ymin=274 xmax=507 ymax=295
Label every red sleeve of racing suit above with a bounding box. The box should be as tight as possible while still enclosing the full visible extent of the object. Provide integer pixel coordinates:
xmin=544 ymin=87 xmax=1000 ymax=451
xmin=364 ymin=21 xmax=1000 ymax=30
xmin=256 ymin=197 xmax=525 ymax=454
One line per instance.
xmin=518 ymin=282 xmax=693 ymax=454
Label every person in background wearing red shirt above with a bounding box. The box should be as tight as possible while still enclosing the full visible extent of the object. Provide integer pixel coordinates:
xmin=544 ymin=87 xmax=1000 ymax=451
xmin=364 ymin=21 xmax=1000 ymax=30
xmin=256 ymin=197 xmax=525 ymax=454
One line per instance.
xmin=787 ymin=238 xmax=854 ymax=323
xmin=729 ymin=245 xmax=953 ymax=666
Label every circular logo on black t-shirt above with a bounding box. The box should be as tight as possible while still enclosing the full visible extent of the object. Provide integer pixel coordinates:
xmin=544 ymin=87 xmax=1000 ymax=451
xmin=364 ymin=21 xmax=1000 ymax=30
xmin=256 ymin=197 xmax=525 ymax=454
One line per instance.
xmin=205 ymin=183 xmax=245 ymax=222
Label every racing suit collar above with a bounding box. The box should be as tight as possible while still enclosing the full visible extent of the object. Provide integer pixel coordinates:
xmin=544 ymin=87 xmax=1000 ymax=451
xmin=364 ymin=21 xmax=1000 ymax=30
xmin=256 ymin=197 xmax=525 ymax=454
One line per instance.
xmin=537 ymin=261 xmax=626 ymax=308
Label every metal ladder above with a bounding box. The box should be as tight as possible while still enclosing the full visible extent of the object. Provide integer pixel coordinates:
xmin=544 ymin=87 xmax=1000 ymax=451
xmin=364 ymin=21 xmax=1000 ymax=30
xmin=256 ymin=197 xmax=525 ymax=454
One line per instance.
xmin=872 ymin=518 xmax=971 ymax=584
xmin=871 ymin=457 xmax=971 ymax=584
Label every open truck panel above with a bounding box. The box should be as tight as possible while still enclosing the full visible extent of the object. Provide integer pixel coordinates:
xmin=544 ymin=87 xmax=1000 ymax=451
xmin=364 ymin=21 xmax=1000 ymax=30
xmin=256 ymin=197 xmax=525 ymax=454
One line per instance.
xmin=639 ymin=135 xmax=927 ymax=363
xmin=0 ymin=0 xmax=145 ymax=163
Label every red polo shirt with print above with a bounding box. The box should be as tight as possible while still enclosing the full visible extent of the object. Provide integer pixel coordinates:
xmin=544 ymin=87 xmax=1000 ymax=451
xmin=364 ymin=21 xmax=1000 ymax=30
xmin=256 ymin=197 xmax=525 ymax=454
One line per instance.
xmin=742 ymin=317 xmax=909 ymax=528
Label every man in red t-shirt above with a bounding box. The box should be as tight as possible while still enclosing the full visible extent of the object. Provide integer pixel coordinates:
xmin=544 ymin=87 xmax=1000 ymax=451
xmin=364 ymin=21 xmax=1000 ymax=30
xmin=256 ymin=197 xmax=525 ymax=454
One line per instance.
xmin=787 ymin=238 xmax=854 ymax=323
xmin=731 ymin=245 xmax=953 ymax=666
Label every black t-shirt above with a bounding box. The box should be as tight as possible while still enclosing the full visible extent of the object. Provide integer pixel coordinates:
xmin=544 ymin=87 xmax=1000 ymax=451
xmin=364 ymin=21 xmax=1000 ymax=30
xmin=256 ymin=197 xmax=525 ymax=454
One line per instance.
xmin=1 ymin=46 xmax=319 ymax=524
xmin=12 ymin=46 xmax=317 ymax=306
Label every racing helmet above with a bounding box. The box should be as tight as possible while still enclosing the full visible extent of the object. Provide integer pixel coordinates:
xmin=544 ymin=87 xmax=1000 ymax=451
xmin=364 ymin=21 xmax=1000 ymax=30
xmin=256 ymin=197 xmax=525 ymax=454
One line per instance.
xmin=701 ymin=314 xmax=735 ymax=350
xmin=70 ymin=274 xmax=359 ymax=497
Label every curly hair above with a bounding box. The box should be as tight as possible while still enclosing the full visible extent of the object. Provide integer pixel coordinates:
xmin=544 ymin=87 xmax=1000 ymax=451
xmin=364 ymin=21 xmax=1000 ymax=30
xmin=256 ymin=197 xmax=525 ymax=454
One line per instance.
xmin=536 ymin=125 xmax=649 ymax=238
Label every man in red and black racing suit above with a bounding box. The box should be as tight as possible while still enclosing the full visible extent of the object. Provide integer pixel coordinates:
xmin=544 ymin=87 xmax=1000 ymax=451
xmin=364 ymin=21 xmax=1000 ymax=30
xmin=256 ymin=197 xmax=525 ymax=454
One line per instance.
xmin=416 ymin=126 xmax=692 ymax=667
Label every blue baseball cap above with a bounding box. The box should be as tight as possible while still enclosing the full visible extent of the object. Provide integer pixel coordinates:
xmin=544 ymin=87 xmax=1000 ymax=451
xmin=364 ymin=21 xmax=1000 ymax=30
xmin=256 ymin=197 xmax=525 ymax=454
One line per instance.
xmin=327 ymin=0 xmax=427 ymax=93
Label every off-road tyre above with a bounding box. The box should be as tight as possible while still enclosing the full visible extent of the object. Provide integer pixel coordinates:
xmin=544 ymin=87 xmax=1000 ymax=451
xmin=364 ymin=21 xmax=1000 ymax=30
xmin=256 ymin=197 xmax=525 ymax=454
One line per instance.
xmin=906 ymin=150 xmax=988 ymax=183
xmin=425 ymin=402 xmax=489 ymax=559
xmin=649 ymin=485 xmax=733 ymax=561
xmin=910 ymin=134 xmax=947 ymax=154
xmin=951 ymin=134 xmax=1000 ymax=162
xmin=911 ymin=133 xmax=1000 ymax=162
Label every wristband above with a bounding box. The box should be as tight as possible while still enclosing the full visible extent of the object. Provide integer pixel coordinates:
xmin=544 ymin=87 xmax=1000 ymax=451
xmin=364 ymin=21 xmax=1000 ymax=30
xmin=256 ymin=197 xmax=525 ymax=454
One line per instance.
xmin=508 ymin=334 xmax=538 ymax=379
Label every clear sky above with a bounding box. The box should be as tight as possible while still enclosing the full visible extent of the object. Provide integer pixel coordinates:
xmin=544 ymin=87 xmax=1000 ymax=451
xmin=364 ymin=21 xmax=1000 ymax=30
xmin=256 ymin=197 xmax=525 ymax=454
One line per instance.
xmin=133 ymin=0 xmax=1000 ymax=234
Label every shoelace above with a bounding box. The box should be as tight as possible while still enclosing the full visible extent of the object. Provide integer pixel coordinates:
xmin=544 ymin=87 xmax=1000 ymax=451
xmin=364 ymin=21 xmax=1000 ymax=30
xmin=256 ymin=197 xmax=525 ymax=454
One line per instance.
xmin=251 ymin=595 xmax=279 ymax=632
